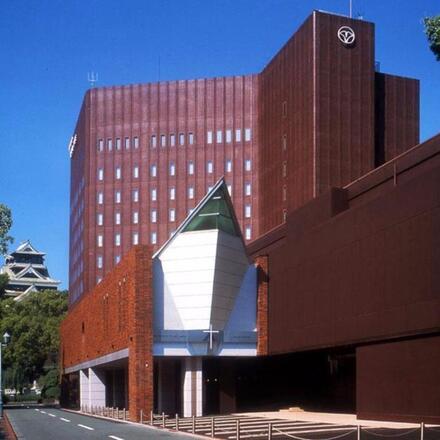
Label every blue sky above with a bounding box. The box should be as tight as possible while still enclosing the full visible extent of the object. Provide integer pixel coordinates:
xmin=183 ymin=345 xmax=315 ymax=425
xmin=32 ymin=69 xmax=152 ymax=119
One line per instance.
xmin=0 ymin=0 xmax=439 ymax=289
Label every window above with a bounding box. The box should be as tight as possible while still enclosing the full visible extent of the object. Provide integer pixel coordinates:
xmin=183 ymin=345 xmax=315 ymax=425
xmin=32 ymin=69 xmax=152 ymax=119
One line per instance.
xmin=97 ymin=277 xmax=102 ymax=284
xmin=245 ymin=128 xmax=251 ymax=141
xmin=282 ymin=134 xmax=287 ymax=151
xmin=169 ymin=162 xmax=175 ymax=176
xmin=151 ymin=210 xmax=157 ymax=223
xmin=235 ymin=129 xmax=241 ymax=142
xmin=245 ymin=205 xmax=251 ymax=218
xmin=115 ymin=166 xmax=121 ymax=180
xmin=161 ymin=134 xmax=166 ymax=147
xmin=170 ymin=187 xmax=175 ymax=200
xmin=107 ymin=138 xmax=113 ymax=151
xmin=151 ymin=232 xmax=157 ymax=244
xmin=245 ymin=159 xmax=252 ymax=171
xmin=133 ymin=166 xmax=139 ymax=179
xmin=282 ymin=161 xmax=287 ymax=177
xmin=282 ymin=101 xmax=287 ymax=118
xmin=227 ymin=184 xmax=232 ymax=196
xmin=115 ymin=255 xmax=121 ymax=264
xmin=169 ymin=230 xmax=175 ymax=238
xmin=283 ymin=209 xmax=287 ymax=222
xmin=97 ymin=255 xmax=103 ymax=269
xmin=97 ymin=192 xmax=104 ymax=204
xmin=115 ymin=212 xmax=121 ymax=225
xmin=133 ymin=189 xmax=139 ymax=202
xmin=97 ymin=213 xmax=103 ymax=226
xmin=151 ymin=164 xmax=157 ymax=177
xmin=226 ymin=129 xmax=232 ymax=143
xmin=207 ymin=131 xmax=213 ymax=144
xmin=188 ymin=161 xmax=194 ymax=175
xmin=225 ymin=160 xmax=232 ymax=173
xmin=245 ymin=226 xmax=251 ymax=240
xmin=282 ymin=185 xmax=287 ymax=201
xmin=207 ymin=185 xmax=213 ymax=192
xmin=188 ymin=132 xmax=194 ymax=145
xmin=188 ymin=186 xmax=194 ymax=199
xmin=188 ymin=208 xmax=194 ymax=215
xmin=115 ymin=233 xmax=121 ymax=246
xmin=151 ymin=135 xmax=157 ymax=148
xmin=132 ymin=232 xmax=139 ymax=245
xmin=207 ymin=161 xmax=213 ymax=174
xmin=179 ymin=133 xmax=185 ymax=146
xmin=116 ymin=138 xmax=121 ymax=150
xmin=98 ymin=139 xmax=104 ymax=152
xmin=133 ymin=211 xmax=139 ymax=224
xmin=169 ymin=208 xmax=175 ymax=222
xmin=134 ymin=136 xmax=139 ymax=148
xmin=245 ymin=183 xmax=251 ymax=196
xmin=151 ymin=188 xmax=157 ymax=201
xmin=115 ymin=191 xmax=121 ymax=204
xmin=170 ymin=134 xmax=175 ymax=147
xmin=97 ymin=235 xmax=103 ymax=247
xmin=98 ymin=168 xmax=104 ymax=181
xmin=216 ymin=130 xmax=222 ymax=143
xmin=125 ymin=137 xmax=130 ymax=149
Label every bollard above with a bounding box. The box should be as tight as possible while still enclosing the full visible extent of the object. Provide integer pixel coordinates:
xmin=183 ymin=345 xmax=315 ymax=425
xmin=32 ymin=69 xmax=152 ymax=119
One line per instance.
xmin=112 ymin=407 xmax=115 ymax=418
xmin=123 ymin=408 xmax=126 ymax=420
xmin=150 ymin=410 xmax=153 ymax=425
xmin=116 ymin=407 xmax=119 ymax=419
xmin=236 ymin=419 xmax=241 ymax=440
xmin=357 ymin=425 xmax=361 ymax=440
xmin=268 ymin=422 xmax=272 ymax=440
xmin=162 ymin=412 xmax=166 ymax=428
xmin=176 ymin=414 xmax=179 ymax=431
xmin=192 ymin=415 xmax=195 ymax=434
xmin=140 ymin=409 xmax=143 ymax=424
xmin=211 ymin=417 xmax=215 ymax=438
xmin=420 ymin=422 xmax=424 ymax=440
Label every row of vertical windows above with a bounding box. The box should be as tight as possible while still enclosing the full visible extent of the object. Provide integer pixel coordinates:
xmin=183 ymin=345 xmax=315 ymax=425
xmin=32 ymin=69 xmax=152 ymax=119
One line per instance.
xmin=96 ymin=222 xmax=252 ymax=254
xmin=98 ymin=159 xmax=251 ymax=182
xmin=206 ymin=128 xmax=251 ymax=144
xmin=98 ymin=137 xmax=139 ymax=152
xmin=151 ymin=132 xmax=194 ymax=148
xmin=97 ymin=182 xmax=251 ymax=206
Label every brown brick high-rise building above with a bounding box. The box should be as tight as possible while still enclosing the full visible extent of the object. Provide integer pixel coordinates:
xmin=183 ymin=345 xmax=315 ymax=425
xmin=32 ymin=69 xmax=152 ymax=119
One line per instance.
xmin=62 ymin=10 xmax=440 ymax=425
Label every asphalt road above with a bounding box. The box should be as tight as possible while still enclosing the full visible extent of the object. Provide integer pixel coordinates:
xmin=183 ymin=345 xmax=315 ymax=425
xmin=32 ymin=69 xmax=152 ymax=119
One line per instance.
xmin=5 ymin=407 xmax=196 ymax=440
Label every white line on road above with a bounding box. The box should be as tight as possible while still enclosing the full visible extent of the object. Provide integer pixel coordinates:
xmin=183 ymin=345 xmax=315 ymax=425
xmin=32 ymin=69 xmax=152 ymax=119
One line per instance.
xmin=40 ymin=410 xmax=47 ymax=414
xmin=60 ymin=418 xmax=71 ymax=422
xmin=34 ymin=409 xmax=40 ymax=412
xmin=109 ymin=436 xmax=125 ymax=440
xmin=78 ymin=424 xmax=94 ymax=431
xmin=48 ymin=413 xmax=56 ymax=417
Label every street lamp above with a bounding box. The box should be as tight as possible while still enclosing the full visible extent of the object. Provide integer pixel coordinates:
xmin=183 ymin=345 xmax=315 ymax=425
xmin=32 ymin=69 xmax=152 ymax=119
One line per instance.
xmin=0 ymin=331 xmax=11 ymax=418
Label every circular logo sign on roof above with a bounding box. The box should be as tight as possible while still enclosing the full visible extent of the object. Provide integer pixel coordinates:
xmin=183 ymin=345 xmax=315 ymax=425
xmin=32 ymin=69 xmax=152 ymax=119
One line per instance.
xmin=337 ymin=26 xmax=356 ymax=46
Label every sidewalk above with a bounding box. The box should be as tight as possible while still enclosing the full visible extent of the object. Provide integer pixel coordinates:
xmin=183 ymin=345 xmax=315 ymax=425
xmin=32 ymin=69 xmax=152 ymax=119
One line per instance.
xmin=240 ymin=410 xmax=425 ymax=429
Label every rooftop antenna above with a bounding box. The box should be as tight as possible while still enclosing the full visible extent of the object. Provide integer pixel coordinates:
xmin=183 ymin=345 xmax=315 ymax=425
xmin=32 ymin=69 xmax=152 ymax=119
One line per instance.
xmin=158 ymin=55 xmax=161 ymax=81
xmin=349 ymin=0 xmax=353 ymax=18
xmin=87 ymin=71 xmax=98 ymax=88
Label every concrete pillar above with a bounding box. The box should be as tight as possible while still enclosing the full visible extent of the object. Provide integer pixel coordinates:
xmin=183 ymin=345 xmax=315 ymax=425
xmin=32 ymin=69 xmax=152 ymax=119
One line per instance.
xmin=88 ymin=367 xmax=106 ymax=407
xmin=79 ymin=369 xmax=90 ymax=408
xmin=182 ymin=357 xmax=203 ymax=417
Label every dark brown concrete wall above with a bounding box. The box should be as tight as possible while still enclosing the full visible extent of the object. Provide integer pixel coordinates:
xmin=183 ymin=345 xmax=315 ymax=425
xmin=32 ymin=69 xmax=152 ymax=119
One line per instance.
xmin=357 ymin=336 xmax=440 ymax=423
xmin=249 ymin=136 xmax=440 ymax=355
xmin=375 ymin=72 xmax=420 ymax=165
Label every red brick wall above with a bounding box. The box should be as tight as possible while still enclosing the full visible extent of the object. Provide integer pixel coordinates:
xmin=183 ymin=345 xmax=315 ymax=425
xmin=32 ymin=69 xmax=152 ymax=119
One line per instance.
xmin=256 ymin=255 xmax=269 ymax=356
xmin=61 ymin=245 xmax=153 ymax=421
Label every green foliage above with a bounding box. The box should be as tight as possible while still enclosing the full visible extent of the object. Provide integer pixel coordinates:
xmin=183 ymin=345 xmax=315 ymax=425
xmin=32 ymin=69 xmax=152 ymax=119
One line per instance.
xmin=0 ymin=273 xmax=9 ymax=297
xmin=39 ymin=368 xmax=60 ymax=400
xmin=0 ymin=290 xmax=68 ymax=392
xmin=424 ymin=15 xmax=440 ymax=61
xmin=0 ymin=204 xmax=13 ymax=255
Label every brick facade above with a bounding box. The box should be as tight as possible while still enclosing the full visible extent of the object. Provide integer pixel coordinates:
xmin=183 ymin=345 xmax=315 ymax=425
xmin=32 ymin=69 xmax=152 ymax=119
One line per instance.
xmin=60 ymin=245 xmax=153 ymax=421
xmin=256 ymin=255 xmax=269 ymax=356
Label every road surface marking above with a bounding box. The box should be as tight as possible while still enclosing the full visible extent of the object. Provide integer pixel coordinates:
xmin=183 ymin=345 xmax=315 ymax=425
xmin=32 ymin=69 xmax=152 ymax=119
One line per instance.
xmin=109 ymin=436 xmax=125 ymax=440
xmin=35 ymin=409 xmax=40 ymax=412
xmin=48 ymin=413 xmax=56 ymax=417
xmin=60 ymin=418 xmax=71 ymax=422
xmin=40 ymin=410 xmax=47 ymax=414
xmin=78 ymin=424 xmax=94 ymax=431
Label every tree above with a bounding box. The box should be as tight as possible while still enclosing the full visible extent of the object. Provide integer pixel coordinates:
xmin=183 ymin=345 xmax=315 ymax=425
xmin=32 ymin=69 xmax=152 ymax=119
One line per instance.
xmin=424 ymin=15 xmax=440 ymax=61
xmin=0 ymin=273 xmax=9 ymax=297
xmin=0 ymin=204 xmax=13 ymax=255
xmin=0 ymin=290 xmax=68 ymax=394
